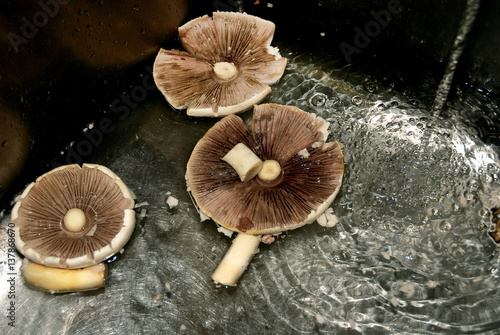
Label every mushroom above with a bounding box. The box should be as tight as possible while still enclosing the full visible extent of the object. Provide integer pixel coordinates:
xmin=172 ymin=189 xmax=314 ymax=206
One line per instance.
xmin=11 ymin=164 xmax=135 ymax=291
xmin=153 ymin=12 xmax=287 ymax=117
xmin=186 ymin=103 xmax=344 ymax=286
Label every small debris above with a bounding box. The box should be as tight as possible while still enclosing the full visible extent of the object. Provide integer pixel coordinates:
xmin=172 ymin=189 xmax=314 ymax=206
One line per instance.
xmin=426 ymin=280 xmax=438 ymax=288
xmin=180 ymin=324 xmax=187 ymax=331
xmin=217 ymin=226 xmax=234 ymax=238
xmin=165 ymin=282 xmax=171 ymax=291
xmin=155 ymin=294 xmax=162 ymax=300
xmin=381 ymin=251 xmax=391 ymax=260
xmin=349 ymin=319 xmax=356 ymax=328
xmin=199 ymin=211 xmax=210 ymax=222
xmin=317 ymin=208 xmax=338 ymax=227
xmin=139 ymin=208 xmax=147 ymax=219
xmin=298 ymin=148 xmax=310 ymax=159
xmin=85 ymin=224 xmax=97 ymax=236
xmin=261 ymin=234 xmax=275 ymax=244
xmin=129 ymin=188 xmax=137 ymax=200
xmin=315 ymin=313 xmax=326 ymax=324
xmin=399 ymin=284 xmax=415 ymax=298
xmin=134 ymin=201 xmax=149 ymax=208
xmin=166 ymin=196 xmax=179 ymax=209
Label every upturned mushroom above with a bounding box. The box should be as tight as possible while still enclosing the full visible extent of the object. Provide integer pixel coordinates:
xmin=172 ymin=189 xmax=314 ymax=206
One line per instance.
xmin=11 ymin=163 xmax=135 ymax=292
xmin=186 ymin=103 xmax=344 ymax=286
xmin=153 ymin=12 xmax=287 ymax=117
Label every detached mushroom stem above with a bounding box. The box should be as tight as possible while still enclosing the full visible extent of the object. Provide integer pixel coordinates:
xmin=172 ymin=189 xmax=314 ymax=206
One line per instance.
xmin=212 ymin=233 xmax=262 ymax=286
xmin=222 ymin=143 xmax=263 ymax=182
xmin=22 ymin=260 xmax=107 ymax=293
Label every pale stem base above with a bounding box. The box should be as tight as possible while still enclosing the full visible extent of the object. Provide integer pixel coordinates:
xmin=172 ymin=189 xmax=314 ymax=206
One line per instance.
xmin=22 ymin=260 xmax=107 ymax=293
xmin=212 ymin=233 xmax=262 ymax=286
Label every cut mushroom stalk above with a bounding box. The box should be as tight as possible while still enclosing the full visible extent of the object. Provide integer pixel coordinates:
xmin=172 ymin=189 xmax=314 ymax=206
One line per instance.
xmin=213 ymin=62 xmax=238 ymax=80
xmin=222 ymin=143 xmax=263 ymax=182
xmin=212 ymin=233 xmax=262 ymax=286
xmin=63 ymin=208 xmax=87 ymax=232
xmin=22 ymin=260 xmax=107 ymax=293
xmin=258 ymin=159 xmax=281 ymax=181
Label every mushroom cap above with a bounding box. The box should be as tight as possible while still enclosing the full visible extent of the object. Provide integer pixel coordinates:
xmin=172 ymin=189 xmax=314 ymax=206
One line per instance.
xmin=11 ymin=164 xmax=135 ymax=269
xmin=186 ymin=103 xmax=344 ymax=235
xmin=153 ymin=12 xmax=287 ymax=117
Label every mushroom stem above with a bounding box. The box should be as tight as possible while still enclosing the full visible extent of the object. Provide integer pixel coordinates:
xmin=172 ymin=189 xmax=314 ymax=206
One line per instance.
xmin=213 ymin=62 xmax=238 ymax=80
xmin=22 ymin=260 xmax=107 ymax=293
xmin=222 ymin=143 xmax=263 ymax=182
xmin=212 ymin=233 xmax=262 ymax=286
xmin=258 ymin=160 xmax=281 ymax=181
xmin=63 ymin=208 xmax=86 ymax=232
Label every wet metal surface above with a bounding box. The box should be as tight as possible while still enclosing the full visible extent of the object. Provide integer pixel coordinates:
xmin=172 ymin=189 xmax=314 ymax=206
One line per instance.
xmin=2 ymin=45 xmax=500 ymax=334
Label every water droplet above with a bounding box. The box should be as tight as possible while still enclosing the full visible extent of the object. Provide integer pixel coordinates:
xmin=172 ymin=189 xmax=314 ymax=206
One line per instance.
xmin=309 ymin=93 xmax=327 ymax=107
xmin=479 ymin=208 xmax=490 ymax=218
xmin=406 ymin=251 xmax=416 ymax=261
xmin=386 ymin=121 xmax=401 ymax=131
xmin=464 ymin=190 xmax=477 ymax=202
xmin=352 ymin=95 xmax=363 ymax=105
xmin=467 ymin=179 xmax=480 ymax=191
xmin=364 ymin=82 xmax=377 ymax=93
xmin=439 ymin=221 xmax=452 ymax=233
xmin=487 ymin=163 xmax=500 ymax=175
